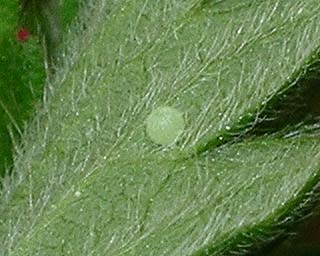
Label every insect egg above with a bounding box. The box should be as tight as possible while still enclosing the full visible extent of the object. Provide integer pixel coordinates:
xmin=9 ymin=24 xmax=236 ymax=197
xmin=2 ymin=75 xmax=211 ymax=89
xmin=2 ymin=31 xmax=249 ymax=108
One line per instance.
xmin=145 ymin=106 xmax=185 ymax=145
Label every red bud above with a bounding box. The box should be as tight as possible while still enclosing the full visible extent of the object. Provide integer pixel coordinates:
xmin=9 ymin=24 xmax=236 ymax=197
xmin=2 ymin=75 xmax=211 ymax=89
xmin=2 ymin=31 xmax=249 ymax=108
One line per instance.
xmin=17 ymin=28 xmax=30 ymax=43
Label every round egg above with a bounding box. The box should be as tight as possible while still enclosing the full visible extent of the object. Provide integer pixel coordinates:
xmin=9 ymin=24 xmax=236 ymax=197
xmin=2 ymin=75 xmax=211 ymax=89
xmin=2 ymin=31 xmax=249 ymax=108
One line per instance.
xmin=146 ymin=106 xmax=185 ymax=145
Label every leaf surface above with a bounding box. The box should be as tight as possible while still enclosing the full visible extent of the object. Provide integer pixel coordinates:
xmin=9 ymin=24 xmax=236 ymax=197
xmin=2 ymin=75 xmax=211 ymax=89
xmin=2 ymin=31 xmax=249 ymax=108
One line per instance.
xmin=1 ymin=1 xmax=320 ymax=255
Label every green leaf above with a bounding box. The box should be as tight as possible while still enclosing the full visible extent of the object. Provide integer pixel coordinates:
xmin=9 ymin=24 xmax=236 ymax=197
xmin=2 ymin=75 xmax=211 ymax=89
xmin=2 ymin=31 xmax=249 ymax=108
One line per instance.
xmin=1 ymin=1 xmax=320 ymax=255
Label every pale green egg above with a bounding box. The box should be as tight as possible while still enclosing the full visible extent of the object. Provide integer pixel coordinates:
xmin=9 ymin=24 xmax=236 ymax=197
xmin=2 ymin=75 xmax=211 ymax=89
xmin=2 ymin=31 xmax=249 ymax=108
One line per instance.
xmin=146 ymin=106 xmax=185 ymax=145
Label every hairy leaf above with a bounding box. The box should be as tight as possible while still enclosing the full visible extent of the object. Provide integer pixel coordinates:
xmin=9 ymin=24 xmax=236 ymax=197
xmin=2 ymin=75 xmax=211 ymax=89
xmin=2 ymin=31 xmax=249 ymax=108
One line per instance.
xmin=1 ymin=1 xmax=320 ymax=255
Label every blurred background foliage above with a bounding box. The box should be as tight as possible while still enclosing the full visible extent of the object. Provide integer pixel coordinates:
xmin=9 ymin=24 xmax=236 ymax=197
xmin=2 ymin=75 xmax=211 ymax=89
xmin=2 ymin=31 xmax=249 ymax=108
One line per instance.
xmin=0 ymin=0 xmax=80 ymax=177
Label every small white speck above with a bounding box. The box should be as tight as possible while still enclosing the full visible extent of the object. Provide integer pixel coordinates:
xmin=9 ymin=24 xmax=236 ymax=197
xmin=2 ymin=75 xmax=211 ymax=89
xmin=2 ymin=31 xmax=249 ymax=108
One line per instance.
xmin=75 ymin=191 xmax=82 ymax=197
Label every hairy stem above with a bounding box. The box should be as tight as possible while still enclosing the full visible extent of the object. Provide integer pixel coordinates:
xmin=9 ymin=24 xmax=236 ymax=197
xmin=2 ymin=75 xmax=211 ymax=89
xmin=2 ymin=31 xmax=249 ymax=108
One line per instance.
xmin=20 ymin=0 xmax=62 ymax=69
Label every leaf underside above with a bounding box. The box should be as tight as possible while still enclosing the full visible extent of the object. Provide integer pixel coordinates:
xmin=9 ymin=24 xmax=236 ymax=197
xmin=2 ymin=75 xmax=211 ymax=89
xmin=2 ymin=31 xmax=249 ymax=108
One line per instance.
xmin=1 ymin=1 xmax=320 ymax=255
